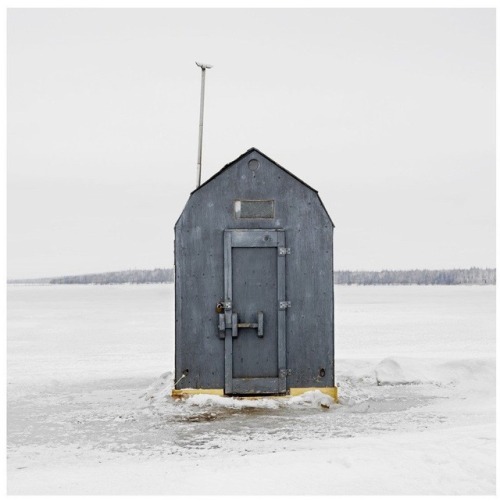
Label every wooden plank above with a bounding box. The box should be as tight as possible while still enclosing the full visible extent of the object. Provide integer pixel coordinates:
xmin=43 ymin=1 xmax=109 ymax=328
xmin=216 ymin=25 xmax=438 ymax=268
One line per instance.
xmin=277 ymin=230 xmax=287 ymax=393
xmin=224 ymin=230 xmax=232 ymax=302
xmin=224 ymin=231 xmax=232 ymax=328
xmin=224 ymin=333 xmax=233 ymax=394
xmin=257 ymin=311 xmax=264 ymax=338
xmin=230 ymin=229 xmax=278 ymax=248
xmin=225 ymin=322 xmax=234 ymax=394
xmin=237 ymin=323 xmax=258 ymax=329
xmin=232 ymin=312 xmax=238 ymax=338
xmin=232 ymin=377 xmax=280 ymax=395
xmin=224 ymin=232 xmax=233 ymax=394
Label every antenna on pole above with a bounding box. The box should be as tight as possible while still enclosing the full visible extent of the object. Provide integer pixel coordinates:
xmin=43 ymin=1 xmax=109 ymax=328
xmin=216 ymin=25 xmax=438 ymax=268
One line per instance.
xmin=195 ymin=62 xmax=213 ymax=188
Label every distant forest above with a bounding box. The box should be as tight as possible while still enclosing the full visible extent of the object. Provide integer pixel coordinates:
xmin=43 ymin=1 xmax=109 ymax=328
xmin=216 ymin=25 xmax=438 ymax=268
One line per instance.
xmin=7 ymin=267 xmax=495 ymax=285
xmin=334 ymin=268 xmax=495 ymax=285
xmin=49 ymin=268 xmax=174 ymax=285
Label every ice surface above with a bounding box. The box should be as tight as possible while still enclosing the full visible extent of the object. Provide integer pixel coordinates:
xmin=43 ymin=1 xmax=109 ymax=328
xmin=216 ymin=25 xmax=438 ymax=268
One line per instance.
xmin=7 ymin=284 xmax=496 ymax=495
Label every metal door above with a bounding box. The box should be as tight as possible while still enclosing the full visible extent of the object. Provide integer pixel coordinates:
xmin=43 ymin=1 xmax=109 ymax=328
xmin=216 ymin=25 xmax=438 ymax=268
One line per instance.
xmin=219 ymin=229 xmax=288 ymax=395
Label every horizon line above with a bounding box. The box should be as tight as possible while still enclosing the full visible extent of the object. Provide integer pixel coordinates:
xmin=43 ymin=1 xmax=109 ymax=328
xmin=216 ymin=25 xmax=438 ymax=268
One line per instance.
xmin=7 ymin=266 xmax=497 ymax=283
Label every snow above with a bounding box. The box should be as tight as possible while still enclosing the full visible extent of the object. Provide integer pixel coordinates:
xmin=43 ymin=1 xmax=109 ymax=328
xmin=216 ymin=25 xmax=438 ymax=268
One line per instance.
xmin=7 ymin=284 xmax=496 ymax=495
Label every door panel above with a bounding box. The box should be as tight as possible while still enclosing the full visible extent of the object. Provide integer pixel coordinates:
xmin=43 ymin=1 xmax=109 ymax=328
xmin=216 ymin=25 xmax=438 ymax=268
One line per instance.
xmin=223 ymin=229 xmax=287 ymax=395
xmin=232 ymin=247 xmax=278 ymax=378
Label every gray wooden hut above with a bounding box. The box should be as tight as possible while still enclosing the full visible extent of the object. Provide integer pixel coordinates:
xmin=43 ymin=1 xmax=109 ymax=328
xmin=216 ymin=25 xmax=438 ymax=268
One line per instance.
xmin=173 ymin=148 xmax=336 ymax=399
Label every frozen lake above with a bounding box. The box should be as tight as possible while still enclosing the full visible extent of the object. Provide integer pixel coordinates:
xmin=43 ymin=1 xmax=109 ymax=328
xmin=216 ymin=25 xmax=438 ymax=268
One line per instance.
xmin=7 ymin=284 xmax=496 ymax=494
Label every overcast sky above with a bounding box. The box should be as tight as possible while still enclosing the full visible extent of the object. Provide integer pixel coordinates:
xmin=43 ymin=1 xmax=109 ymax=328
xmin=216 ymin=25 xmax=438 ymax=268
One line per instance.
xmin=7 ymin=8 xmax=495 ymax=279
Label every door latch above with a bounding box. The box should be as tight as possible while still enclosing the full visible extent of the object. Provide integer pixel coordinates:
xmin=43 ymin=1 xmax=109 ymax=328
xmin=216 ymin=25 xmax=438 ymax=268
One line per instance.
xmin=230 ymin=312 xmax=264 ymax=338
xmin=279 ymin=301 xmax=291 ymax=310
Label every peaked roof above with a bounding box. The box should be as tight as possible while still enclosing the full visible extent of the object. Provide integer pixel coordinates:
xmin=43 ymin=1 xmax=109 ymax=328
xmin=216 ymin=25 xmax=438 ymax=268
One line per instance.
xmin=189 ymin=147 xmax=334 ymax=227
xmin=191 ymin=147 xmax=318 ymax=195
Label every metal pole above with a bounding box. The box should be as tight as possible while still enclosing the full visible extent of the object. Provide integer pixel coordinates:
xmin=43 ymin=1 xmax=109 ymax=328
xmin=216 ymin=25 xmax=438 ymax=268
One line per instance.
xmin=195 ymin=62 xmax=212 ymax=188
xmin=196 ymin=68 xmax=206 ymax=188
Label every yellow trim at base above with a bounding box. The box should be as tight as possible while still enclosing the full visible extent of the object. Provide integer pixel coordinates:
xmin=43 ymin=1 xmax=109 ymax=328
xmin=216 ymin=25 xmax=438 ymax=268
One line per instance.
xmin=289 ymin=387 xmax=338 ymax=402
xmin=171 ymin=388 xmax=224 ymax=397
xmin=172 ymin=386 xmax=338 ymax=402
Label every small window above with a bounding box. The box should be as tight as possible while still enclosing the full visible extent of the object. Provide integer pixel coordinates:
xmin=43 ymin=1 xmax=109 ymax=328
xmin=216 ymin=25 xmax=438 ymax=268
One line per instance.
xmin=234 ymin=200 xmax=275 ymax=219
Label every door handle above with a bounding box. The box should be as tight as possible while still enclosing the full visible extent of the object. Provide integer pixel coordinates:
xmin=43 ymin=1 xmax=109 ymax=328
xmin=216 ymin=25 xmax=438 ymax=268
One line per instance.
xmin=229 ymin=311 xmax=264 ymax=338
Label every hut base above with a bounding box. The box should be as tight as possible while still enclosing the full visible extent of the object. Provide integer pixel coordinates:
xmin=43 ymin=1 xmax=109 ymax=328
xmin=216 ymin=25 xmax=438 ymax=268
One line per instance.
xmin=171 ymin=386 xmax=338 ymax=403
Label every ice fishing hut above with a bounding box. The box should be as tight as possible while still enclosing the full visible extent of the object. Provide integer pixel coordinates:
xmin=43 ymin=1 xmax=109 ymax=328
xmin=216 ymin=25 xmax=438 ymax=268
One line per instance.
xmin=173 ymin=148 xmax=336 ymax=399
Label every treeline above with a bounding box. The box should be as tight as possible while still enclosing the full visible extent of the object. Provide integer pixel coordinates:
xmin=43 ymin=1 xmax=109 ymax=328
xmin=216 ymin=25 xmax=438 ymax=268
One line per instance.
xmin=334 ymin=268 xmax=495 ymax=285
xmin=8 ymin=277 xmax=53 ymax=284
xmin=49 ymin=268 xmax=175 ymax=285
xmin=8 ymin=267 xmax=495 ymax=285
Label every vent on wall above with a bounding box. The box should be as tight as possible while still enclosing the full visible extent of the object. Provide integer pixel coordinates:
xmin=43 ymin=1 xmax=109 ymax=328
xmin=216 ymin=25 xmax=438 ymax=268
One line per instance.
xmin=234 ymin=200 xmax=275 ymax=219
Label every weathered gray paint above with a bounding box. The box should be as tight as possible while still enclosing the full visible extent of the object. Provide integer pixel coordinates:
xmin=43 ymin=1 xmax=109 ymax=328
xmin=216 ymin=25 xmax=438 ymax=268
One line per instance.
xmin=175 ymin=147 xmax=334 ymax=394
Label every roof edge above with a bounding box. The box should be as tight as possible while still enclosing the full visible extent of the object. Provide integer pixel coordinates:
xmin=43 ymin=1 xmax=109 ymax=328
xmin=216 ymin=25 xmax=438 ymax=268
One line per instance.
xmin=191 ymin=147 xmax=320 ymax=195
xmin=188 ymin=147 xmax=334 ymax=227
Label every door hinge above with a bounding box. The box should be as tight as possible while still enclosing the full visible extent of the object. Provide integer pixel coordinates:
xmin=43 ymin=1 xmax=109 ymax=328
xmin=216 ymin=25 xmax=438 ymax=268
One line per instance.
xmin=279 ymin=300 xmax=291 ymax=310
xmin=278 ymin=247 xmax=291 ymax=256
xmin=280 ymin=368 xmax=292 ymax=377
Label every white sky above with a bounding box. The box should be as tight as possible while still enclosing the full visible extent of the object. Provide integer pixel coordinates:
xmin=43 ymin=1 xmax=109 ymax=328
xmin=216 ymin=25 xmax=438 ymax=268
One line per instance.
xmin=7 ymin=8 xmax=495 ymax=279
